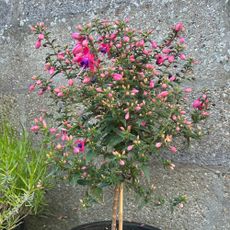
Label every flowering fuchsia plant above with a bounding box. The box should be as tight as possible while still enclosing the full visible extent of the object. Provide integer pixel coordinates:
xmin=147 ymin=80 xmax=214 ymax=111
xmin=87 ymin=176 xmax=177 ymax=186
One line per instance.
xmin=30 ymin=19 xmax=209 ymax=228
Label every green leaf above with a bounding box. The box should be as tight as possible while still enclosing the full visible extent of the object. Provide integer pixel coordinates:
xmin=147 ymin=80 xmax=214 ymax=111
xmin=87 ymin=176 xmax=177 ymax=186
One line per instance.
xmin=86 ymin=150 xmax=95 ymax=163
xmin=141 ymin=165 xmax=150 ymax=183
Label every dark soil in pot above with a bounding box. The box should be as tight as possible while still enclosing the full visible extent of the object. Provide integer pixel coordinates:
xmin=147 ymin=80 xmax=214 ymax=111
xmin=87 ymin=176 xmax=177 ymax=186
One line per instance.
xmin=71 ymin=221 xmax=161 ymax=230
xmin=14 ymin=220 xmax=27 ymax=230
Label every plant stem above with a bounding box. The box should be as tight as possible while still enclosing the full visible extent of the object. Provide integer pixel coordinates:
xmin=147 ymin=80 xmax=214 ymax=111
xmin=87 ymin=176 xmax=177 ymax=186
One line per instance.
xmin=112 ymin=185 xmax=120 ymax=230
xmin=119 ymin=183 xmax=124 ymax=230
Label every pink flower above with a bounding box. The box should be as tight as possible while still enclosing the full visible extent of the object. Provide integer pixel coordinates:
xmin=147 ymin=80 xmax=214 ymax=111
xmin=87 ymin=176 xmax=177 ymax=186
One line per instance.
xmin=192 ymin=99 xmax=203 ymax=110
xmin=74 ymin=140 xmax=85 ymax=153
xmin=179 ymin=54 xmax=186 ymax=60
xmin=125 ymin=112 xmax=130 ymax=120
xmin=123 ymin=36 xmax=130 ymax=42
xmin=169 ymin=76 xmax=176 ymax=81
xmin=38 ymin=34 xmax=44 ymax=40
xmin=129 ymin=55 xmax=135 ymax=62
xmin=96 ymin=87 xmax=103 ymax=93
xmin=57 ymin=92 xmax=64 ymax=97
xmin=184 ymin=88 xmax=192 ymax=93
xmin=156 ymin=54 xmax=165 ymax=65
xmin=168 ymin=55 xmax=175 ymax=63
xmin=71 ymin=32 xmax=81 ymax=40
xmin=140 ymin=121 xmax=146 ymax=126
xmin=162 ymin=48 xmax=171 ymax=54
xmin=99 ymin=43 xmax=110 ymax=54
xmin=174 ymin=22 xmax=184 ymax=32
xmin=155 ymin=142 xmax=162 ymax=148
xmin=149 ymin=80 xmax=154 ymax=89
xmin=57 ymin=52 xmax=65 ymax=60
xmin=72 ymin=44 xmax=83 ymax=55
xmin=179 ymin=37 xmax=185 ymax=43
xmin=35 ymin=40 xmax=41 ymax=49
xmin=157 ymin=91 xmax=169 ymax=98
xmin=131 ymin=88 xmax=139 ymax=95
xmin=151 ymin=41 xmax=158 ymax=49
xmin=68 ymin=79 xmax=74 ymax=86
xmin=145 ymin=64 xmax=155 ymax=70
xmin=82 ymin=39 xmax=88 ymax=47
xmin=201 ymin=111 xmax=209 ymax=116
xmin=170 ymin=146 xmax=177 ymax=153
xmin=49 ymin=67 xmax=55 ymax=75
xmin=83 ymin=76 xmax=91 ymax=84
xmin=162 ymin=83 xmax=168 ymax=89
xmin=49 ymin=128 xmax=57 ymax=134
xmin=31 ymin=125 xmax=39 ymax=132
xmin=135 ymin=106 xmax=141 ymax=111
xmin=112 ymin=73 xmax=123 ymax=81
xmin=29 ymin=84 xmax=35 ymax=92
xmin=127 ymin=145 xmax=134 ymax=151
xmin=119 ymin=160 xmax=125 ymax=166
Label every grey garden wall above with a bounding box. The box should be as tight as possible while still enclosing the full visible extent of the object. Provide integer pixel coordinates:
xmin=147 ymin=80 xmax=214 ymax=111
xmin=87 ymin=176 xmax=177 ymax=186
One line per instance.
xmin=0 ymin=0 xmax=229 ymax=229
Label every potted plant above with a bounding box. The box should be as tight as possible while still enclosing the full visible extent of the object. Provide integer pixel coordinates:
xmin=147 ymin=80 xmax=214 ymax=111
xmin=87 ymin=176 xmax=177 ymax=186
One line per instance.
xmin=30 ymin=19 xmax=209 ymax=230
xmin=0 ymin=121 xmax=50 ymax=230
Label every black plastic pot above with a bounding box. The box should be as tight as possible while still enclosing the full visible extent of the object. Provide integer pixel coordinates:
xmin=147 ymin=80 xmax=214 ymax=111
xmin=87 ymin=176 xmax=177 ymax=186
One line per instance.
xmin=14 ymin=220 xmax=26 ymax=230
xmin=71 ymin=221 xmax=161 ymax=230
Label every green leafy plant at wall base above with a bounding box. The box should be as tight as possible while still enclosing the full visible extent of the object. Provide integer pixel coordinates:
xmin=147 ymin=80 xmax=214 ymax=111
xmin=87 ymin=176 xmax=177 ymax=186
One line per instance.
xmin=0 ymin=122 xmax=49 ymax=230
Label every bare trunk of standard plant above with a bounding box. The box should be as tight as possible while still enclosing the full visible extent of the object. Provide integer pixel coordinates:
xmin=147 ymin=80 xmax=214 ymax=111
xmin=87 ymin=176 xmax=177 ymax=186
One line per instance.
xmin=112 ymin=185 xmax=120 ymax=230
xmin=119 ymin=183 xmax=124 ymax=230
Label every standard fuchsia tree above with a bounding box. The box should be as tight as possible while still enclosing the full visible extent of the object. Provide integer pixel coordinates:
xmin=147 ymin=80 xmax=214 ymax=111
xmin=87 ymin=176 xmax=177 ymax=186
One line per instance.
xmin=30 ymin=19 xmax=209 ymax=230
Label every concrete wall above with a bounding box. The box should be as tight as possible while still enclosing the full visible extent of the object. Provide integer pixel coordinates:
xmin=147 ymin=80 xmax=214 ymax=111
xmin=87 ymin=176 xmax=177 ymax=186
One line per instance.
xmin=0 ymin=0 xmax=229 ymax=229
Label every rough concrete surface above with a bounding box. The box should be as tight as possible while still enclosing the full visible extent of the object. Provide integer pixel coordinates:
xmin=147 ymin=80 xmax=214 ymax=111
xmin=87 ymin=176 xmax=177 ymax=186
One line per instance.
xmin=0 ymin=0 xmax=230 ymax=229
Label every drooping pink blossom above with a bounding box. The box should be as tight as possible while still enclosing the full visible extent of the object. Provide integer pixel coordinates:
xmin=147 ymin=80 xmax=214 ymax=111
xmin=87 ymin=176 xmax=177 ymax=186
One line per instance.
xmin=96 ymin=87 xmax=103 ymax=93
xmin=112 ymin=73 xmax=123 ymax=81
xmin=83 ymin=76 xmax=91 ymax=84
xmin=179 ymin=37 xmax=185 ymax=43
xmin=151 ymin=41 xmax=158 ymax=49
xmin=35 ymin=40 xmax=41 ymax=49
xmin=38 ymin=34 xmax=44 ymax=40
xmin=179 ymin=54 xmax=186 ymax=60
xmin=57 ymin=92 xmax=64 ymax=97
xmin=31 ymin=125 xmax=39 ymax=132
xmin=131 ymin=88 xmax=139 ymax=95
xmin=129 ymin=55 xmax=135 ymax=62
xmin=73 ymin=140 xmax=85 ymax=153
xmin=168 ymin=55 xmax=175 ymax=63
xmin=99 ymin=43 xmax=110 ymax=54
xmin=49 ymin=66 xmax=55 ymax=75
xmin=29 ymin=84 xmax=35 ymax=92
xmin=155 ymin=142 xmax=162 ymax=148
xmin=127 ymin=145 xmax=134 ymax=151
xmin=156 ymin=54 xmax=165 ymax=65
xmin=184 ymin=88 xmax=192 ymax=93
xmin=57 ymin=52 xmax=65 ymax=60
xmin=170 ymin=146 xmax=177 ymax=153
xmin=49 ymin=128 xmax=57 ymax=134
xmin=169 ymin=76 xmax=176 ymax=81
xmin=192 ymin=99 xmax=203 ymax=110
xmin=125 ymin=112 xmax=130 ymax=120
xmin=123 ymin=36 xmax=130 ymax=43
xmin=135 ymin=106 xmax=141 ymax=111
xmin=68 ymin=79 xmax=74 ymax=86
xmin=174 ymin=22 xmax=184 ymax=32
xmin=162 ymin=48 xmax=171 ymax=54
xmin=149 ymin=80 xmax=154 ymax=89
xmin=71 ymin=32 xmax=81 ymax=40
xmin=157 ymin=91 xmax=169 ymax=98
xmin=119 ymin=159 xmax=125 ymax=166
xmin=162 ymin=83 xmax=168 ymax=89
